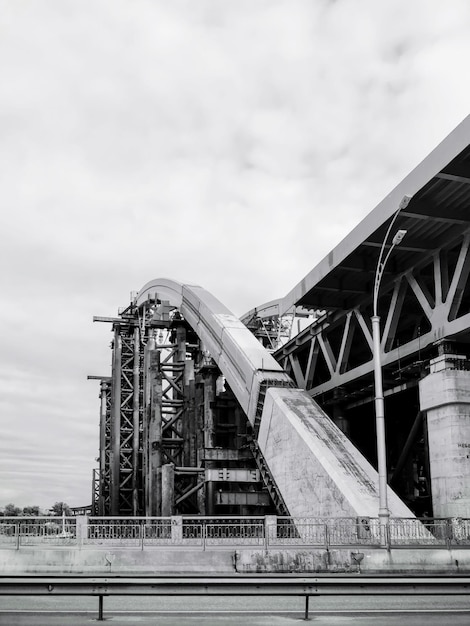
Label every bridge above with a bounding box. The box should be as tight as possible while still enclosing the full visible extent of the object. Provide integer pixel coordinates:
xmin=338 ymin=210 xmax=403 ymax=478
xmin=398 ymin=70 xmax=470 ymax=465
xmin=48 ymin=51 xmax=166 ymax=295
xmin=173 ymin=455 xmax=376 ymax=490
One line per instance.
xmin=90 ymin=115 xmax=470 ymax=522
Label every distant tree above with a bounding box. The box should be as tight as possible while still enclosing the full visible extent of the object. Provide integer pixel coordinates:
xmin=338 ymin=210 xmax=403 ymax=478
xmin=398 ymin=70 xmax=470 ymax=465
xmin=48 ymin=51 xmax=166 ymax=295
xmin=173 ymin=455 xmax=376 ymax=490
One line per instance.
xmin=50 ymin=502 xmax=72 ymax=516
xmin=22 ymin=505 xmax=41 ymax=516
xmin=3 ymin=503 xmax=21 ymax=516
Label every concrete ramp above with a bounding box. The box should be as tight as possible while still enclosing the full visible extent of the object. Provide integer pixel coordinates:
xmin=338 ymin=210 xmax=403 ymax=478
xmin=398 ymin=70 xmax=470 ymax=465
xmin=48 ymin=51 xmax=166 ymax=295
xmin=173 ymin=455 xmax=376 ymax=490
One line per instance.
xmin=259 ymin=387 xmax=413 ymax=518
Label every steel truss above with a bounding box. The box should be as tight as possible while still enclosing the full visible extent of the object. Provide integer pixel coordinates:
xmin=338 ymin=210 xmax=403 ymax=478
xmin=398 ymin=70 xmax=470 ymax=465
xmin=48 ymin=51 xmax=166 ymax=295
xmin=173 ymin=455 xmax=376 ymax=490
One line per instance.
xmin=108 ymin=322 xmax=144 ymax=516
xmin=101 ymin=379 xmax=112 ymax=514
xmin=276 ymin=230 xmax=470 ymax=400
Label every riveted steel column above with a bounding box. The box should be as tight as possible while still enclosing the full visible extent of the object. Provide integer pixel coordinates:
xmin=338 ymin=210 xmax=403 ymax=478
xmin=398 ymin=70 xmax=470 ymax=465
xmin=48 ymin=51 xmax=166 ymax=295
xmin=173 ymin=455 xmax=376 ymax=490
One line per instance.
xmin=110 ymin=326 xmax=121 ymax=516
xmin=132 ymin=326 xmax=141 ymax=516
xmin=147 ymin=347 xmax=162 ymax=516
xmin=203 ymin=369 xmax=217 ymax=516
xmin=98 ymin=380 xmax=109 ymax=516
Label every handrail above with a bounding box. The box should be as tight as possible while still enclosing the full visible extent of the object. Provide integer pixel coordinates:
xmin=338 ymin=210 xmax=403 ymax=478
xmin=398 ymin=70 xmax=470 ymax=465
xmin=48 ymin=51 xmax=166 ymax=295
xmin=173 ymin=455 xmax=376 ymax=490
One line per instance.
xmin=1 ymin=516 xmax=470 ymax=550
xmin=1 ymin=574 xmax=469 ymax=621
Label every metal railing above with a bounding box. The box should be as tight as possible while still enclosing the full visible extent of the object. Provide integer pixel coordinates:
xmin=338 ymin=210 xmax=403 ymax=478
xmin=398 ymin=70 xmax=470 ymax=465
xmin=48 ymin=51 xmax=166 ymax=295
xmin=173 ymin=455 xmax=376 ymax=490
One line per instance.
xmin=1 ymin=515 xmax=470 ymax=550
xmin=0 ymin=517 xmax=77 ymax=549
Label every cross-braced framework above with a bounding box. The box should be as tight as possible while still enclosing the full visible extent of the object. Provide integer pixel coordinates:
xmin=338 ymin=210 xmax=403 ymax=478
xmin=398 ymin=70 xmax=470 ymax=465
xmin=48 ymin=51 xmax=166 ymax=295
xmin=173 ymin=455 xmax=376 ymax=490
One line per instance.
xmin=160 ymin=336 xmax=185 ymax=468
xmin=276 ymin=230 xmax=470 ymax=401
xmin=92 ymin=299 xmax=281 ymax=518
xmin=91 ymin=469 xmax=100 ymax=516
xmin=267 ymin=229 xmax=470 ymax=516
xmin=109 ymin=324 xmax=144 ymax=516
xmin=101 ymin=379 xmax=112 ymax=514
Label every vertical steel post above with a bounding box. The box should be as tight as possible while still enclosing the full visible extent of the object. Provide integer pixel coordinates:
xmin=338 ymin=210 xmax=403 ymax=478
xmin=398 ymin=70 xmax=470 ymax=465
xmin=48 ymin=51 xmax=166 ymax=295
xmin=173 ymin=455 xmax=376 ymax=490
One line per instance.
xmin=110 ymin=327 xmax=122 ymax=516
xmin=203 ymin=370 xmax=217 ymax=516
xmin=98 ymin=382 xmax=108 ymax=515
xmin=132 ymin=326 xmax=140 ymax=516
xmin=324 ymin=523 xmax=329 ymax=551
xmin=98 ymin=595 xmax=104 ymax=621
xmin=148 ymin=349 xmax=162 ymax=516
xmin=143 ymin=339 xmax=150 ymax=516
xmin=304 ymin=595 xmax=310 ymax=620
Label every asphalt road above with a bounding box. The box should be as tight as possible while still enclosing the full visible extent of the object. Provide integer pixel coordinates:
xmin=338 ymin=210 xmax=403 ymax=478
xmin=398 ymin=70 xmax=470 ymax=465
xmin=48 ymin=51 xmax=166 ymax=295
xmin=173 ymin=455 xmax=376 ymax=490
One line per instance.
xmin=1 ymin=595 xmax=470 ymax=625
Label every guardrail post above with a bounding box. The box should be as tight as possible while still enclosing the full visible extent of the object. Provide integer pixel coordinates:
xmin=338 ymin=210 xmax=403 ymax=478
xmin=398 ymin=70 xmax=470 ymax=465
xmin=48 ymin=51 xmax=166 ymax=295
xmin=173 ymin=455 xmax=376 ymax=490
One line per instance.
xmin=98 ymin=595 xmax=104 ymax=621
xmin=16 ymin=523 xmax=20 ymax=550
xmin=265 ymin=515 xmax=276 ymax=549
xmin=304 ymin=595 xmax=310 ymax=620
xmin=446 ymin=518 xmax=453 ymax=550
xmin=324 ymin=523 xmax=329 ymax=551
xmin=384 ymin=520 xmax=391 ymax=551
xmin=202 ymin=523 xmax=206 ymax=551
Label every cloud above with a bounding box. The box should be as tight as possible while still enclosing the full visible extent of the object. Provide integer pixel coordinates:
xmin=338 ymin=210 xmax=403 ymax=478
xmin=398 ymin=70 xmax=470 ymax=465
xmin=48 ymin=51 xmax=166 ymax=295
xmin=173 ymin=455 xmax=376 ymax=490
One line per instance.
xmin=1 ymin=0 xmax=470 ymax=508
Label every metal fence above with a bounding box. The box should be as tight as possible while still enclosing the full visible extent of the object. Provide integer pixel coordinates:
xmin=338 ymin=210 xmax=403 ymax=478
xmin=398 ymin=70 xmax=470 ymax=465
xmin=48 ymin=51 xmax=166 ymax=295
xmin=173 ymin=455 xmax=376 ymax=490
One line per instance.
xmin=1 ymin=515 xmax=470 ymax=550
xmin=0 ymin=517 xmax=77 ymax=549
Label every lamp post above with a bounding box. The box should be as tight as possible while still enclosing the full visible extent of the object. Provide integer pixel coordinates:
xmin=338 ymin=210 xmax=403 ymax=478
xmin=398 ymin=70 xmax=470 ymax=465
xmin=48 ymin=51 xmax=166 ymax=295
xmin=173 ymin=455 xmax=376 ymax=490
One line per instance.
xmin=372 ymin=195 xmax=410 ymax=522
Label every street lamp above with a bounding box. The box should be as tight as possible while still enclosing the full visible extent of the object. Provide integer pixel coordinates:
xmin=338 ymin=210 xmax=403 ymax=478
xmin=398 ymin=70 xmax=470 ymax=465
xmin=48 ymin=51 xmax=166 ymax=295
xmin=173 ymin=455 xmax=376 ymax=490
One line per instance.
xmin=372 ymin=195 xmax=410 ymax=522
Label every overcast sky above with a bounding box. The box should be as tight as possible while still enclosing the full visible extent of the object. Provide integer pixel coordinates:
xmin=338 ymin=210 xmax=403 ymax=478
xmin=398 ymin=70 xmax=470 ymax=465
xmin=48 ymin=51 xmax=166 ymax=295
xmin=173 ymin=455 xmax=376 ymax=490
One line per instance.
xmin=1 ymin=0 xmax=470 ymax=511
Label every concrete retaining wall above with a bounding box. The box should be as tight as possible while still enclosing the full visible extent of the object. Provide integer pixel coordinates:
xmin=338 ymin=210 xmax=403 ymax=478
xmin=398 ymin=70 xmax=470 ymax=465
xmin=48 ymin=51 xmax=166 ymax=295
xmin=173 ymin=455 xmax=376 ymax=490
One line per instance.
xmin=234 ymin=548 xmax=470 ymax=574
xmin=2 ymin=546 xmax=470 ymax=574
xmin=0 ymin=548 xmax=234 ymax=574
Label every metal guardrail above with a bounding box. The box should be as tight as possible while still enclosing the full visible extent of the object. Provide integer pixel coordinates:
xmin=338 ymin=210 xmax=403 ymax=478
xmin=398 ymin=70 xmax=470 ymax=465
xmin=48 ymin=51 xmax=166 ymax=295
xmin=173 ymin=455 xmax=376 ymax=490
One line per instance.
xmin=0 ymin=574 xmax=469 ymax=620
xmin=1 ymin=516 xmax=470 ymax=550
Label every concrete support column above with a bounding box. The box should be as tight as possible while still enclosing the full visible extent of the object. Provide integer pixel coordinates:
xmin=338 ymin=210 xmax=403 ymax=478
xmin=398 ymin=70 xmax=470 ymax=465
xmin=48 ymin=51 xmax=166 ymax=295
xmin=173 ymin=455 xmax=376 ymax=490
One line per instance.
xmin=419 ymin=351 xmax=470 ymax=517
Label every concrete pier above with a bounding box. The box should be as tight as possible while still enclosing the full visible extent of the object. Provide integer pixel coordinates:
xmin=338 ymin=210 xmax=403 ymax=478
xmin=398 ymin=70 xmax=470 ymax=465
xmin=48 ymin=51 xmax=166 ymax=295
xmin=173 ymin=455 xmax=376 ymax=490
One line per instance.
xmin=419 ymin=354 xmax=470 ymax=518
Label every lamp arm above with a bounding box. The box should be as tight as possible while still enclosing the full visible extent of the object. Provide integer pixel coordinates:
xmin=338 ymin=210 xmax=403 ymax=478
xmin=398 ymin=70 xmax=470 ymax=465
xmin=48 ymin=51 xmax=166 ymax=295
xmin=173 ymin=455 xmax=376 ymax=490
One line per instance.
xmin=374 ymin=242 xmax=399 ymax=316
xmin=372 ymin=205 xmax=404 ymax=316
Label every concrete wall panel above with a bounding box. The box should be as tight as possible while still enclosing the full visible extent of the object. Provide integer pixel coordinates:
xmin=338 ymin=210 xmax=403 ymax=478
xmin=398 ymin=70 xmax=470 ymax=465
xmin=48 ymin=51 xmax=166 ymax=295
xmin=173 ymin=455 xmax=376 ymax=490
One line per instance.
xmin=258 ymin=388 xmax=413 ymax=518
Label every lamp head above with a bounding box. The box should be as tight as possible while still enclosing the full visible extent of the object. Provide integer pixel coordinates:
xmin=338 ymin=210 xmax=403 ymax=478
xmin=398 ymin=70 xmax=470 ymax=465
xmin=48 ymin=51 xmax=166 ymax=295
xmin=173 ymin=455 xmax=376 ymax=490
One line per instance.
xmin=392 ymin=229 xmax=407 ymax=246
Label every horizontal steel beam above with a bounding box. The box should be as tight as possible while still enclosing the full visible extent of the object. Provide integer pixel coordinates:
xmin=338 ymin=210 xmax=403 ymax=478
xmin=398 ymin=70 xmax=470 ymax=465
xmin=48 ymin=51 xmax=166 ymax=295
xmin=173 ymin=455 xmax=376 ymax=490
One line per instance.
xmin=1 ymin=575 xmax=469 ymax=596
